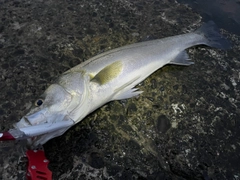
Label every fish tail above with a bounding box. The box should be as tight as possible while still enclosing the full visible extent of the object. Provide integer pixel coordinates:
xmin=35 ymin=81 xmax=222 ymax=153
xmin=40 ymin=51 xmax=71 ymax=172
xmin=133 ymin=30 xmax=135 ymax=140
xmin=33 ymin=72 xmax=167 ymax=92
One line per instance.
xmin=195 ymin=21 xmax=231 ymax=49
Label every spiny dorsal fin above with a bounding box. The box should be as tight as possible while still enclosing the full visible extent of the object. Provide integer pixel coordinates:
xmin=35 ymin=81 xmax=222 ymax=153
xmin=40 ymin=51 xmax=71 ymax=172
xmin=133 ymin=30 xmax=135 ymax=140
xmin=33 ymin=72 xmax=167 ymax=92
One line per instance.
xmin=91 ymin=61 xmax=123 ymax=85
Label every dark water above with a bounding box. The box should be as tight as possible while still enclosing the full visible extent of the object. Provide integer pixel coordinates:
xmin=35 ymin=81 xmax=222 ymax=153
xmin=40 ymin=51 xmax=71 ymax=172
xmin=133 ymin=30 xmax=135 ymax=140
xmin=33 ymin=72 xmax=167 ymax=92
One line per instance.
xmin=177 ymin=0 xmax=240 ymax=35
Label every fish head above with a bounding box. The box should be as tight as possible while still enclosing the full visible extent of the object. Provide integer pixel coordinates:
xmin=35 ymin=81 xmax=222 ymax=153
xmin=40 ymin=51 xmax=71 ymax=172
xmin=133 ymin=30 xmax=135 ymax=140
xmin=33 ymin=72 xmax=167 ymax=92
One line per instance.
xmin=13 ymin=72 xmax=92 ymax=147
xmin=13 ymin=83 xmax=78 ymax=147
xmin=17 ymin=83 xmax=73 ymax=127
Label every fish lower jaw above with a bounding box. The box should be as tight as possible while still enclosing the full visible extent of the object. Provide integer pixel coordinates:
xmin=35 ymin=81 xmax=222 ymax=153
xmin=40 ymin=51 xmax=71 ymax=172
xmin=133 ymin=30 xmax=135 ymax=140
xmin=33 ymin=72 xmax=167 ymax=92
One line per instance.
xmin=14 ymin=117 xmax=32 ymax=128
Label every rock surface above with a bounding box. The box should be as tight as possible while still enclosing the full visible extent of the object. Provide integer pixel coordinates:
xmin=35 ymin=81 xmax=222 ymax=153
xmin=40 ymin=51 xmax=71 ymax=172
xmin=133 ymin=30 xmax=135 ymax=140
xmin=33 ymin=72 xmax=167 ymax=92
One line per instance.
xmin=0 ymin=0 xmax=239 ymax=179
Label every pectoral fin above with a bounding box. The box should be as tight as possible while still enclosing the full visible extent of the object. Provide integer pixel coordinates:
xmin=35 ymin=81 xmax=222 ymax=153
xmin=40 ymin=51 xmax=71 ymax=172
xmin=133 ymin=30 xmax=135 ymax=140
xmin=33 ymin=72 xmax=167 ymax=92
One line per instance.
xmin=91 ymin=61 xmax=123 ymax=85
xmin=113 ymin=75 xmax=143 ymax=100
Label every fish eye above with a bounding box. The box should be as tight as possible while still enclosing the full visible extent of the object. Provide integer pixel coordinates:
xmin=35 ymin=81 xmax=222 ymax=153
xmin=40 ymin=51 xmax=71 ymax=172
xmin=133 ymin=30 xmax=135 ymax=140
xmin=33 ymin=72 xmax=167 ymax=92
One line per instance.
xmin=35 ymin=99 xmax=44 ymax=107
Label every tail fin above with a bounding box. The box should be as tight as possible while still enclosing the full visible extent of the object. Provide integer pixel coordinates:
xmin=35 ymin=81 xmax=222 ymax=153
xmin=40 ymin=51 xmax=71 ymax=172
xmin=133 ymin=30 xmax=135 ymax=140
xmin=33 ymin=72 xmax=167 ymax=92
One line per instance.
xmin=195 ymin=21 xmax=231 ymax=49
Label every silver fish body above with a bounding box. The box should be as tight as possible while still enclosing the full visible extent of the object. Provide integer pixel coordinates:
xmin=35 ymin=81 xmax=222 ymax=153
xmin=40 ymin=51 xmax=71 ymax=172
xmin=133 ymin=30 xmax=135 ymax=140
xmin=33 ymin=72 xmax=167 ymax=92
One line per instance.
xmin=13 ymin=21 xmax=229 ymax=147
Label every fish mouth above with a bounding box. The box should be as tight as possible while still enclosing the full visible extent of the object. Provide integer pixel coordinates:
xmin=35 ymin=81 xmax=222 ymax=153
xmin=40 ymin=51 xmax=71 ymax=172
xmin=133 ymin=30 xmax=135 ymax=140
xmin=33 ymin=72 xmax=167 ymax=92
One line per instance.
xmin=11 ymin=117 xmax=75 ymax=145
xmin=14 ymin=109 xmax=47 ymax=129
xmin=25 ymin=112 xmax=46 ymax=125
xmin=14 ymin=116 xmax=31 ymax=129
xmin=22 ymin=116 xmax=32 ymax=126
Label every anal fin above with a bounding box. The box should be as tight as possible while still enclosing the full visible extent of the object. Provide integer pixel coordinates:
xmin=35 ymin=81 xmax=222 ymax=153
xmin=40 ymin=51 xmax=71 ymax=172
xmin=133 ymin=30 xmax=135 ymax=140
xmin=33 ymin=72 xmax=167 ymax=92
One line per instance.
xmin=114 ymin=88 xmax=143 ymax=100
xmin=169 ymin=50 xmax=194 ymax=66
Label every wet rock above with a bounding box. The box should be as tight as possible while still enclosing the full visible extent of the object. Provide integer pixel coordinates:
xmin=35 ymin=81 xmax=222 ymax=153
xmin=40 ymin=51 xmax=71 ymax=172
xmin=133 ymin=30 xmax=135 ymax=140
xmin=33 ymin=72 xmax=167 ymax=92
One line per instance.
xmin=72 ymin=48 xmax=83 ymax=57
xmin=159 ymin=86 xmax=164 ymax=92
xmin=1 ymin=63 xmax=9 ymax=69
xmin=0 ymin=109 xmax=5 ymax=116
xmin=89 ymin=152 xmax=104 ymax=169
xmin=0 ymin=25 xmax=4 ymax=33
xmin=0 ymin=0 xmax=239 ymax=180
xmin=151 ymin=79 xmax=157 ymax=89
xmin=173 ymin=84 xmax=179 ymax=90
xmin=156 ymin=115 xmax=171 ymax=133
xmin=13 ymin=49 xmax=25 ymax=55
xmin=107 ymin=165 xmax=122 ymax=176
xmin=127 ymin=103 xmax=137 ymax=114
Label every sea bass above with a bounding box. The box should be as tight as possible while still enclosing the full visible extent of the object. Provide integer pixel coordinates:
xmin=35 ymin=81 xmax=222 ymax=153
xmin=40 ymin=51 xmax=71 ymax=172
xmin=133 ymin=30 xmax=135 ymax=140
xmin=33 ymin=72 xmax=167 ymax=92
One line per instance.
xmin=0 ymin=21 xmax=230 ymax=147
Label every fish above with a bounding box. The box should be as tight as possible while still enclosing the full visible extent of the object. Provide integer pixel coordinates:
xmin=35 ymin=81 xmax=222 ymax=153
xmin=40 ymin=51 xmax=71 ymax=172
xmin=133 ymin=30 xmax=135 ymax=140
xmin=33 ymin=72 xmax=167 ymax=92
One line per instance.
xmin=0 ymin=21 xmax=230 ymax=147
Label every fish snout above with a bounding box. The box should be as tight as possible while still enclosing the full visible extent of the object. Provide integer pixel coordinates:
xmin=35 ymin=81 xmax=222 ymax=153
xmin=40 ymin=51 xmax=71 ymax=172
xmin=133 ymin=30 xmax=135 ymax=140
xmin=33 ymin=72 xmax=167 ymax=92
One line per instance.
xmin=14 ymin=111 xmax=46 ymax=129
xmin=24 ymin=112 xmax=46 ymax=126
